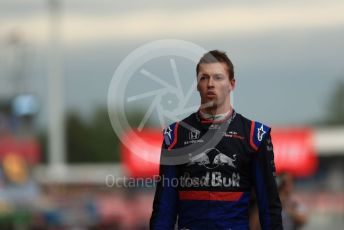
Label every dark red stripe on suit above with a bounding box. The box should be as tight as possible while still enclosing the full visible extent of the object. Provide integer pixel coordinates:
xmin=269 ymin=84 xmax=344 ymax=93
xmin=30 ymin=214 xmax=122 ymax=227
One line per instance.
xmin=179 ymin=191 xmax=243 ymax=201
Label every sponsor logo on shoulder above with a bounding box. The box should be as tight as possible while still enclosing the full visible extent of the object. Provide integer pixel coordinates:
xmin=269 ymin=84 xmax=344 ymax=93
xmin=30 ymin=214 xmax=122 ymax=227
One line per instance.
xmin=257 ymin=124 xmax=266 ymax=141
xmin=163 ymin=126 xmax=173 ymax=145
xmin=163 ymin=126 xmax=172 ymax=139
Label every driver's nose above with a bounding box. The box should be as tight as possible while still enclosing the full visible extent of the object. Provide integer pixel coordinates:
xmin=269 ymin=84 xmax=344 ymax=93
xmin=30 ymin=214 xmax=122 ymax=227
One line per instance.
xmin=207 ymin=76 xmax=214 ymax=88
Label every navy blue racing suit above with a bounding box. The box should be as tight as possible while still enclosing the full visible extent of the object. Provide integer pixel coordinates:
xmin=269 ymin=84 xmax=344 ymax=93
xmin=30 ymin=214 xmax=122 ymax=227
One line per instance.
xmin=150 ymin=110 xmax=283 ymax=230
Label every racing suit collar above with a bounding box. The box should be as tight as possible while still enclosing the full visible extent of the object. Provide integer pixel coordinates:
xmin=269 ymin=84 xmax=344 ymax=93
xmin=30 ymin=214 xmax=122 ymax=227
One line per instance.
xmin=199 ymin=110 xmax=231 ymax=121
xmin=197 ymin=108 xmax=236 ymax=124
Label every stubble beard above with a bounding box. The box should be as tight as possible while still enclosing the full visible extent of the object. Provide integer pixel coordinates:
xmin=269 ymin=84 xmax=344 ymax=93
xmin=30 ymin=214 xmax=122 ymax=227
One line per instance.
xmin=200 ymin=100 xmax=216 ymax=110
xmin=200 ymin=95 xmax=231 ymax=115
xmin=200 ymin=100 xmax=220 ymax=114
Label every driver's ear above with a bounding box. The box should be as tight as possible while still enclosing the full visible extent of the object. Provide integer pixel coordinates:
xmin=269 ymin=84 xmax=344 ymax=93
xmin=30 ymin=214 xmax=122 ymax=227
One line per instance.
xmin=230 ymin=78 xmax=236 ymax=91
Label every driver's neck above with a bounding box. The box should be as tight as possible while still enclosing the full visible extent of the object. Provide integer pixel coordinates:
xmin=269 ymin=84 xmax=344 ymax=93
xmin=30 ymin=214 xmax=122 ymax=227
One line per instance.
xmin=199 ymin=107 xmax=232 ymax=121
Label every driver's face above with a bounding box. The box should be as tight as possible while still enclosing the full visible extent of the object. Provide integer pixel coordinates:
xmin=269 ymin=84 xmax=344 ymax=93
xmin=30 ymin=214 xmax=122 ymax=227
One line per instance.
xmin=197 ymin=62 xmax=235 ymax=111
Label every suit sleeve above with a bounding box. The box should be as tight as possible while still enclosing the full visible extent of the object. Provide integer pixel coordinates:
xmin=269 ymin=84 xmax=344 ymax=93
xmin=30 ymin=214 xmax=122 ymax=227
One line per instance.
xmin=252 ymin=131 xmax=283 ymax=230
xmin=150 ymin=141 xmax=178 ymax=230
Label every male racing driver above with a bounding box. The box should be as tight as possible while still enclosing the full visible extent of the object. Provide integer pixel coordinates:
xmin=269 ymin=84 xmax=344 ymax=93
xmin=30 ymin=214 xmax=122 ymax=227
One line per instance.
xmin=150 ymin=50 xmax=283 ymax=230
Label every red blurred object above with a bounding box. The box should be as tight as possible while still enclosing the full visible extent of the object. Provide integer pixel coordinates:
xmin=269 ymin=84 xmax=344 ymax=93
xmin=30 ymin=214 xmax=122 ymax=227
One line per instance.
xmin=121 ymin=129 xmax=161 ymax=178
xmin=271 ymin=128 xmax=318 ymax=177
xmin=0 ymin=134 xmax=41 ymax=165
xmin=121 ymin=128 xmax=318 ymax=178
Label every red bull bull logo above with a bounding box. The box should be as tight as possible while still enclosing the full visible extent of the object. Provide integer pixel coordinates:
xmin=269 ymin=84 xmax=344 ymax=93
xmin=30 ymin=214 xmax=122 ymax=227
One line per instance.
xmin=188 ymin=148 xmax=237 ymax=169
xmin=213 ymin=153 xmax=236 ymax=168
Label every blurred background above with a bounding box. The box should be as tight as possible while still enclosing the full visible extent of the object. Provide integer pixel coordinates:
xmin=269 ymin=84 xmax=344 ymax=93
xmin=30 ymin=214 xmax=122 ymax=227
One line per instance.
xmin=0 ymin=0 xmax=343 ymax=229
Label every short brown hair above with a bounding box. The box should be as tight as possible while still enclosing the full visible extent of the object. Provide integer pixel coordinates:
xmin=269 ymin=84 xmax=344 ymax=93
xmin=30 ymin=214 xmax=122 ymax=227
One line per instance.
xmin=196 ymin=50 xmax=234 ymax=80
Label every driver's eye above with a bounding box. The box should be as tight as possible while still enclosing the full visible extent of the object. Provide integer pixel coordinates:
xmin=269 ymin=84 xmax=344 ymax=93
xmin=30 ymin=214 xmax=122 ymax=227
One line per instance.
xmin=214 ymin=74 xmax=223 ymax=80
xmin=199 ymin=75 xmax=209 ymax=81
